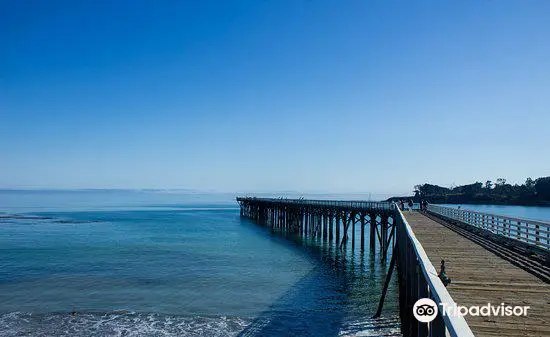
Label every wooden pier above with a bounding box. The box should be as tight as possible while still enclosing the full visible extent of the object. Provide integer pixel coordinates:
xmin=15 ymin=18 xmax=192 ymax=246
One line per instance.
xmin=403 ymin=211 xmax=550 ymax=336
xmin=237 ymin=197 xmax=550 ymax=337
xmin=237 ymin=197 xmax=397 ymax=259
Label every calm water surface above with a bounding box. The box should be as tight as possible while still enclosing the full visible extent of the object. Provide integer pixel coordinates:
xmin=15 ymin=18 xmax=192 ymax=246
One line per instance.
xmin=0 ymin=191 xmax=399 ymax=337
xmin=442 ymin=204 xmax=550 ymax=222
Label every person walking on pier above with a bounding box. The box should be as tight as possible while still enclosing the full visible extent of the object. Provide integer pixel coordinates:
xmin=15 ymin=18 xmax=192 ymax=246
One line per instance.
xmin=407 ymin=199 xmax=413 ymax=212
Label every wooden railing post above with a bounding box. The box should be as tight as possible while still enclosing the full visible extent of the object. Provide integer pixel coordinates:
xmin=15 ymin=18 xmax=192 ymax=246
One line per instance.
xmin=417 ymin=271 xmax=429 ymax=337
xmin=430 ymin=309 xmax=446 ymax=337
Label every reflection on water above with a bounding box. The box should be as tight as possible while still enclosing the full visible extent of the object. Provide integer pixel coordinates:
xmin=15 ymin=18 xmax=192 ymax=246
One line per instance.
xmin=0 ymin=190 xmax=400 ymax=336
xmin=236 ymin=218 xmax=400 ymax=336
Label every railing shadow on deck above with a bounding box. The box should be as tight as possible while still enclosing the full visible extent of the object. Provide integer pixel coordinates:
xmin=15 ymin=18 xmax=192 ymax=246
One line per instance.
xmin=236 ymin=217 xmax=400 ymax=337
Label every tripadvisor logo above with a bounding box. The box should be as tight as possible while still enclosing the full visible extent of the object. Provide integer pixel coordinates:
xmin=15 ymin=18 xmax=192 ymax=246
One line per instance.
xmin=413 ymin=298 xmax=530 ymax=322
xmin=413 ymin=298 xmax=438 ymax=323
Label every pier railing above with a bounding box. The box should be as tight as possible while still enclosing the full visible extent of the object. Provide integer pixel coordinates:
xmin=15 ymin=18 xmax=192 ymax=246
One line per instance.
xmin=427 ymin=204 xmax=550 ymax=251
xmin=395 ymin=204 xmax=475 ymax=337
xmin=237 ymin=197 xmax=476 ymax=336
xmin=236 ymin=197 xmax=394 ymax=211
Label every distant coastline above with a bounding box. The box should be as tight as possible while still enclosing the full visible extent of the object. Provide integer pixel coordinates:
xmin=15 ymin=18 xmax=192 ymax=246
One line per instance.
xmin=387 ymin=176 xmax=550 ymax=207
xmin=387 ymin=195 xmax=550 ymax=207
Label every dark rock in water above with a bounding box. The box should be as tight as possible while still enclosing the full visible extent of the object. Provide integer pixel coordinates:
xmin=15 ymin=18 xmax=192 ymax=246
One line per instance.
xmin=0 ymin=214 xmax=100 ymax=224
xmin=53 ymin=219 xmax=100 ymax=224
xmin=0 ymin=215 xmax=53 ymax=220
xmin=53 ymin=219 xmax=82 ymax=224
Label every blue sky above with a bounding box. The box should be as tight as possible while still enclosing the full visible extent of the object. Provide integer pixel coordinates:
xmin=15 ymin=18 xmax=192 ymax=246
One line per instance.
xmin=2 ymin=0 xmax=549 ymax=195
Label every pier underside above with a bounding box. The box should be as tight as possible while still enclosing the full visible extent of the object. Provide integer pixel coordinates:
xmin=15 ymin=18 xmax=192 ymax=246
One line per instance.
xmin=237 ymin=198 xmax=397 ymax=259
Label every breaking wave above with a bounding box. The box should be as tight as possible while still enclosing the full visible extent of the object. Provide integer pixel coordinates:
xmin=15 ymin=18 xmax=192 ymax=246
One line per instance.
xmin=0 ymin=312 xmax=251 ymax=337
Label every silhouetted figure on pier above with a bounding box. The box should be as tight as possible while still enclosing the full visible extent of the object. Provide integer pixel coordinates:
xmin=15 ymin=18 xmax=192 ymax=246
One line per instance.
xmin=438 ymin=260 xmax=452 ymax=287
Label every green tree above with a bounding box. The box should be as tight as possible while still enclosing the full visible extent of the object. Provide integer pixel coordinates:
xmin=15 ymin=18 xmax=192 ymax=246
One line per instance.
xmin=462 ymin=182 xmax=483 ymax=196
xmin=525 ymin=177 xmax=535 ymax=191
xmin=535 ymin=177 xmax=550 ymax=200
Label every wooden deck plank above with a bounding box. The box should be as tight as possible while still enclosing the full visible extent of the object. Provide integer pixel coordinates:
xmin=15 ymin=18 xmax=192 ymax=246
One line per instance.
xmin=404 ymin=211 xmax=550 ymax=337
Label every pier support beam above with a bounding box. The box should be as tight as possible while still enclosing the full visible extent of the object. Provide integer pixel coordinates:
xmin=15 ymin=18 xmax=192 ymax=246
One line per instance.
xmin=328 ymin=213 xmax=333 ymax=242
xmin=360 ymin=213 xmax=365 ymax=251
xmin=237 ymin=198 xmax=396 ymax=263
xmin=352 ymin=214 xmax=356 ymax=251
xmin=323 ymin=214 xmax=328 ymax=241
xmin=336 ymin=212 xmax=341 ymax=244
xmin=381 ymin=215 xmax=390 ymax=260
xmin=370 ymin=213 xmax=377 ymax=251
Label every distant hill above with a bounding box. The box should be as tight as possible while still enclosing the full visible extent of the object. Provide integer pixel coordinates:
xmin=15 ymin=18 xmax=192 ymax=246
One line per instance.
xmin=387 ymin=176 xmax=550 ymax=206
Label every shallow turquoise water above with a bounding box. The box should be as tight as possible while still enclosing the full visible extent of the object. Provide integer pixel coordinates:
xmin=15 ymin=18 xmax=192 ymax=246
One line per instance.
xmin=0 ymin=191 xmax=399 ymax=336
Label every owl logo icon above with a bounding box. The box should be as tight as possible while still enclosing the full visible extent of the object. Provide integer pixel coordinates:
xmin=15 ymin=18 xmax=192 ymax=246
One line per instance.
xmin=413 ymin=298 xmax=438 ymax=323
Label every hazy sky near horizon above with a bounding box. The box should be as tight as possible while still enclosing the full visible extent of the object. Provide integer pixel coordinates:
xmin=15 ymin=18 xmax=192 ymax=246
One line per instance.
xmin=2 ymin=0 xmax=549 ymax=194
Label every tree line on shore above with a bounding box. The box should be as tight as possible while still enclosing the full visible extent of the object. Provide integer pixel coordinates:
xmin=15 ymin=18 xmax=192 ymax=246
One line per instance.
xmin=388 ymin=176 xmax=550 ymax=206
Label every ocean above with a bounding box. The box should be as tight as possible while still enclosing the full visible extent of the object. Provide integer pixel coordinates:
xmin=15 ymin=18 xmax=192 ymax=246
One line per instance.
xmin=0 ymin=190 xmax=400 ymax=337
xmin=441 ymin=203 xmax=550 ymax=222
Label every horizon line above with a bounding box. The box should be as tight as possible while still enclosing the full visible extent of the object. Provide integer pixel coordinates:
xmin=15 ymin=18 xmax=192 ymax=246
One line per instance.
xmin=0 ymin=188 xmax=406 ymax=196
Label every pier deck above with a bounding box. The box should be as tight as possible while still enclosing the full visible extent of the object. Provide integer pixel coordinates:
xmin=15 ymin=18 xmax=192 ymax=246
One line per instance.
xmin=403 ymin=211 xmax=550 ymax=337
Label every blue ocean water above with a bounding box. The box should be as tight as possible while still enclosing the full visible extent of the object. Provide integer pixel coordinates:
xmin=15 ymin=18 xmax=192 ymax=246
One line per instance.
xmin=0 ymin=190 xmax=400 ymax=337
xmin=442 ymin=204 xmax=550 ymax=222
